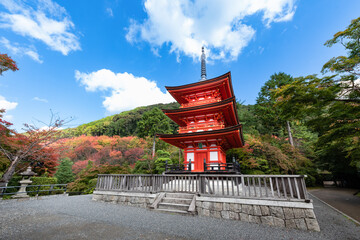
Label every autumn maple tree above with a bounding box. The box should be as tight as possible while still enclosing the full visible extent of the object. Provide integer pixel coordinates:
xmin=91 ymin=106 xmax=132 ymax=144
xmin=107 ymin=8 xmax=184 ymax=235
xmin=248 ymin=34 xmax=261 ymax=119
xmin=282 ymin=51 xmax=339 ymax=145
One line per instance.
xmin=0 ymin=53 xmax=18 ymax=75
xmin=0 ymin=110 xmax=66 ymax=187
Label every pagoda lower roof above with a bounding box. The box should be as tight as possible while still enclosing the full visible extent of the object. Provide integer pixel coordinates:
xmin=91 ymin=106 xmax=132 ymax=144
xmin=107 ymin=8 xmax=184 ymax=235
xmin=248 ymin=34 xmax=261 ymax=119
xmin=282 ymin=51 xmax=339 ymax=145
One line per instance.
xmin=157 ymin=124 xmax=244 ymax=150
xmin=162 ymin=97 xmax=239 ymax=127
xmin=165 ymin=72 xmax=235 ymax=105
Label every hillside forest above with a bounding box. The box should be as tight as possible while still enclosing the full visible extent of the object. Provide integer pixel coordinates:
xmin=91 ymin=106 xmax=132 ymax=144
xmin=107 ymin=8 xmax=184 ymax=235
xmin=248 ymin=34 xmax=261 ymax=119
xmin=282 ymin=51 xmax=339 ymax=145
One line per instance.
xmin=0 ymin=17 xmax=359 ymax=193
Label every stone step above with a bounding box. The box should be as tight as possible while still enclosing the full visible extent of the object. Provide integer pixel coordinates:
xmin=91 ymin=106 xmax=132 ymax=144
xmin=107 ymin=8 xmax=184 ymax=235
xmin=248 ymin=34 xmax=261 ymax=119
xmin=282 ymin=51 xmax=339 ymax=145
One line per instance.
xmin=165 ymin=192 xmax=194 ymax=199
xmin=154 ymin=208 xmax=190 ymax=216
xmin=158 ymin=202 xmax=190 ymax=211
xmin=162 ymin=197 xmax=192 ymax=205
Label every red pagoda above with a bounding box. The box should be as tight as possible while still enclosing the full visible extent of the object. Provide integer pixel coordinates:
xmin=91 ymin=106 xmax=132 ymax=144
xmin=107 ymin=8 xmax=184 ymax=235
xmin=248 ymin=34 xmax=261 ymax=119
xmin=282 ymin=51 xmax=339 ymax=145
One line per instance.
xmin=158 ymin=47 xmax=244 ymax=173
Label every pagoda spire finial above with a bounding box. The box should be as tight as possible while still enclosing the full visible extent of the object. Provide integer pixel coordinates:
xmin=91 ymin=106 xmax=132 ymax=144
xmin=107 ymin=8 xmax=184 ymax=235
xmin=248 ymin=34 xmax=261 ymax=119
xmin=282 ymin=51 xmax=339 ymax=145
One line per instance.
xmin=200 ymin=46 xmax=207 ymax=81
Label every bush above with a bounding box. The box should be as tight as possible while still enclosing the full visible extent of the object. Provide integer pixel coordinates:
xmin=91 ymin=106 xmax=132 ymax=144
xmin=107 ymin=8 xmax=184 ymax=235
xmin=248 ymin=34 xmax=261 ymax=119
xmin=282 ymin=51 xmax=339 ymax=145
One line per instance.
xmin=68 ymin=164 xmax=130 ymax=194
xmin=304 ymin=174 xmax=316 ymax=187
xmin=2 ymin=176 xmax=22 ymax=197
xmin=154 ymin=150 xmax=172 ymax=174
xmin=85 ymin=178 xmax=98 ymax=194
xmin=27 ymin=177 xmax=59 ymax=196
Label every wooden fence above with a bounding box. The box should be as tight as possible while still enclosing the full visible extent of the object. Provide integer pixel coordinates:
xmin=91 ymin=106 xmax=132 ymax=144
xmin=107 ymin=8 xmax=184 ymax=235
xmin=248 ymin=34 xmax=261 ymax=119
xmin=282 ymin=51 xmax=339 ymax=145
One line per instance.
xmin=96 ymin=174 xmax=309 ymax=201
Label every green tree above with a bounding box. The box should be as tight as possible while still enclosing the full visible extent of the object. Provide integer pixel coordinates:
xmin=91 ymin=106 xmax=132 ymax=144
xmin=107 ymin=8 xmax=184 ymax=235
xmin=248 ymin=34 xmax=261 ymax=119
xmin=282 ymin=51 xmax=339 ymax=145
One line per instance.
xmin=255 ymin=72 xmax=294 ymax=137
xmin=154 ymin=150 xmax=172 ymax=174
xmin=136 ymin=108 xmax=173 ymax=138
xmin=236 ymin=102 xmax=260 ymax=135
xmin=55 ymin=158 xmax=74 ymax=184
xmin=275 ymin=17 xmax=360 ymax=186
xmin=322 ymin=17 xmax=360 ymax=76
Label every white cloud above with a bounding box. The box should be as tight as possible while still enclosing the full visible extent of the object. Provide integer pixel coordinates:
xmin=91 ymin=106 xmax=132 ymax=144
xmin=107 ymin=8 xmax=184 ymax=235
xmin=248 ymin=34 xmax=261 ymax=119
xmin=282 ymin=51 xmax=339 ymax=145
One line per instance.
xmin=39 ymin=125 xmax=63 ymax=131
xmin=0 ymin=37 xmax=43 ymax=63
xmin=0 ymin=0 xmax=80 ymax=55
xmin=106 ymin=8 xmax=113 ymax=17
xmin=3 ymin=114 xmax=13 ymax=121
xmin=33 ymin=96 xmax=48 ymax=103
xmin=0 ymin=95 xmax=17 ymax=121
xmin=126 ymin=0 xmax=296 ymax=61
xmin=75 ymin=69 xmax=174 ymax=113
xmin=0 ymin=95 xmax=18 ymax=111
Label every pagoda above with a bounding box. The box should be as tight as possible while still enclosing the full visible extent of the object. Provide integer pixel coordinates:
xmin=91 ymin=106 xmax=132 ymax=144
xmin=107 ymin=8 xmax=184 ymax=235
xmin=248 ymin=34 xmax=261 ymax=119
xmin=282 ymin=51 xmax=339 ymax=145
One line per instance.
xmin=158 ymin=47 xmax=244 ymax=173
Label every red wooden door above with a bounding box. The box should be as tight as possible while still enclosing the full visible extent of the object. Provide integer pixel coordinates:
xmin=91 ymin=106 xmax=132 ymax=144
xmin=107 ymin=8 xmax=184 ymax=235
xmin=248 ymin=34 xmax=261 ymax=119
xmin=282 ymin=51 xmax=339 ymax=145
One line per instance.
xmin=195 ymin=152 xmax=207 ymax=172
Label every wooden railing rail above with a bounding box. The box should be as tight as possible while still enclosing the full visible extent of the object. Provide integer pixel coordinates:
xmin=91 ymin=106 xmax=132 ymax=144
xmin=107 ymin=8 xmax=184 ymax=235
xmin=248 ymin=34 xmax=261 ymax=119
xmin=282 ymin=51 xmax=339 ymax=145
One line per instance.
xmin=95 ymin=174 xmax=309 ymax=201
xmin=203 ymin=162 xmax=241 ymax=173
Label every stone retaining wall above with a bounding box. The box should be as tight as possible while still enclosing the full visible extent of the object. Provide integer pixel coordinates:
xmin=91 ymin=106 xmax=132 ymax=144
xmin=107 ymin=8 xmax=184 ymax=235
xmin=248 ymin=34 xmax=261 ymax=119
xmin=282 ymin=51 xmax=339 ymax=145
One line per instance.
xmin=196 ymin=197 xmax=320 ymax=231
xmin=92 ymin=191 xmax=156 ymax=208
xmin=92 ymin=191 xmax=320 ymax=232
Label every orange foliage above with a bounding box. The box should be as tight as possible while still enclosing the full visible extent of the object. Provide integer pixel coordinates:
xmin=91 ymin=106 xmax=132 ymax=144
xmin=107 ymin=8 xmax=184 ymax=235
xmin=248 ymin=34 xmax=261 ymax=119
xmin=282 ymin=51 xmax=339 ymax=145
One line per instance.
xmin=72 ymin=160 xmax=90 ymax=174
xmin=54 ymin=135 xmax=147 ymax=174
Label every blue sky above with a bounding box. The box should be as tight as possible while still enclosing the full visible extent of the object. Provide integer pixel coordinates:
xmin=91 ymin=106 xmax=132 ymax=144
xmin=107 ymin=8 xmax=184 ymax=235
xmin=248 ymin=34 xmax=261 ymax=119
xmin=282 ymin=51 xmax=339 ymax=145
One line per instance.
xmin=0 ymin=0 xmax=359 ymax=130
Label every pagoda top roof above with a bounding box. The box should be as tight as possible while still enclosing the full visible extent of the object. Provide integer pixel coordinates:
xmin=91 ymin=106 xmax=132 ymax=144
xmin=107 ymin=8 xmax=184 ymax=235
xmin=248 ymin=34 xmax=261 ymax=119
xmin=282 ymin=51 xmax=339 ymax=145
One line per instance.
xmin=157 ymin=124 xmax=244 ymax=150
xmin=162 ymin=97 xmax=239 ymax=127
xmin=165 ymin=72 xmax=235 ymax=104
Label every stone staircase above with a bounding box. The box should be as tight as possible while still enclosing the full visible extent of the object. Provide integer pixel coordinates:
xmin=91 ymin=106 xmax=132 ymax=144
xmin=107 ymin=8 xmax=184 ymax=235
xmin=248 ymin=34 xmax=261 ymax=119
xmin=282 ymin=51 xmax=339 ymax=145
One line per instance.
xmin=150 ymin=192 xmax=196 ymax=215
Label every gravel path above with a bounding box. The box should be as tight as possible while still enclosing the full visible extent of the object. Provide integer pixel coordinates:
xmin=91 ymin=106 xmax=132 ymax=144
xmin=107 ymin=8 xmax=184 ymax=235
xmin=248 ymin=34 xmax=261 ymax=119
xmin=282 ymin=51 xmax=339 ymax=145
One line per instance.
xmin=0 ymin=194 xmax=359 ymax=240
xmin=309 ymin=188 xmax=360 ymax=222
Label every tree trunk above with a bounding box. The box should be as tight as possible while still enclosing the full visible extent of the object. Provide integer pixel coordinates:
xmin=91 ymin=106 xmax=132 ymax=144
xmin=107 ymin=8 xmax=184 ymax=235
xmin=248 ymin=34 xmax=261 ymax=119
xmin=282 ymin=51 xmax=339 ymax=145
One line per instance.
xmin=152 ymin=134 xmax=156 ymax=159
xmin=0 ymin=157 xmax=19 ymax=188
xmin=286 ymin=121 xmax=295 ymax=147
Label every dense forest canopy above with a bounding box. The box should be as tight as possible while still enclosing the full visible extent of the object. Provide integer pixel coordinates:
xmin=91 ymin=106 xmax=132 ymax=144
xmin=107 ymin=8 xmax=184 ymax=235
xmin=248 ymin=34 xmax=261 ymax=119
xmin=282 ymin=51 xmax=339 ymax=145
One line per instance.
xmin=61 ymin=102 xmax=180 ymax=137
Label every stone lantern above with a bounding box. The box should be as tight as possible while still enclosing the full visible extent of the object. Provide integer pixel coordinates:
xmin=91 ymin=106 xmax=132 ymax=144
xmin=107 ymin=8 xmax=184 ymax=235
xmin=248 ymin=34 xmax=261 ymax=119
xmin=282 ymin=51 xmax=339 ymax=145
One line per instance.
xmin=12 ymin=166 xmax=37 ymax=199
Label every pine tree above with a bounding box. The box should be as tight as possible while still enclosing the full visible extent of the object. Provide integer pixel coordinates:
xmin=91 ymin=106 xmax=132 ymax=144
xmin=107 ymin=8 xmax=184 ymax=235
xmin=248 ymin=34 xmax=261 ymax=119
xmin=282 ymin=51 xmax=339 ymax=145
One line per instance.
xmin=55 ymin=158 xmax=74 ymax=184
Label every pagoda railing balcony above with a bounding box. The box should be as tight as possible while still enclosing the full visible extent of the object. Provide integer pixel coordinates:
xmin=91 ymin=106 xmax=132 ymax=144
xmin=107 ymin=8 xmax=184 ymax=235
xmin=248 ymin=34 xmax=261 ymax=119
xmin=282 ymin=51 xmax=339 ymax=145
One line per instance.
xmin=164 ymin=162 xmax=241 ymax=174
xmin=165 ymin=163 xmax=189 ymax=172
xmin=204 ymin=162 xmax=241 ymax=173
xmin=181 ymin=98 xmax=220 ymax=108
xmin=178 ymin=124 xmax=224 ymax=133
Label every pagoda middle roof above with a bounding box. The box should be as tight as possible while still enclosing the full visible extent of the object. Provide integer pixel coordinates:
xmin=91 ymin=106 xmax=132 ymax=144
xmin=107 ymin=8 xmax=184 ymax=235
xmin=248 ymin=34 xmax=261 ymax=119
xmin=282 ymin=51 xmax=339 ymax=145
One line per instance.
xmin=165 ymin=72 xmax=235 ymax=105
xmin=162 ymin=97 xmax=239 ymax=127
xmin=157 ymin=124 xmax=244 ymax=150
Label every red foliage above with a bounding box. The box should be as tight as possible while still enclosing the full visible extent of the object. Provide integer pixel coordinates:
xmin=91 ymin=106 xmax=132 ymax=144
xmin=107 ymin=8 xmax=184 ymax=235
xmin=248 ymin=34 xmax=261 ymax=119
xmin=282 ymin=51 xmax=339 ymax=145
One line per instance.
xmin=109 ymin=150 xmax=122 ymax=159
xmin=35 ymin=147 xmax=59 ymax=176
xmin=0 ymin=109 xmax=66 ymax=185
xmin=0 ymin=53 xmax=19 ymax=75
xmin=124 ymin=148 xmax=144 ymax=164
xmin=55 ymin=135 xmax=147 ymax=174
xmin=72 ymin=160 xmax=90 ymax=174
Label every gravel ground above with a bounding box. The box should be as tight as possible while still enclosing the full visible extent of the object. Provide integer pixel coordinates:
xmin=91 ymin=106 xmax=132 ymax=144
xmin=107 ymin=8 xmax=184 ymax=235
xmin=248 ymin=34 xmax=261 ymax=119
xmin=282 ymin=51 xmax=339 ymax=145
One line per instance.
xmin=0 ymin=194 xmax=359 ymax=240
xmin=309 ymin=188 xmax=360 ymax=222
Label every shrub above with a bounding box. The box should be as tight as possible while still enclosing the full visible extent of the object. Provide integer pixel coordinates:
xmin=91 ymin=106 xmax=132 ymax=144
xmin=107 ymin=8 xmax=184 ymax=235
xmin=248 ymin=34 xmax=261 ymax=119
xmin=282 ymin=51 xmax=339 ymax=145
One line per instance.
xmin=27 ymin=177 xmax=58 ymax=196
xmin=68 ymin=164 xmax=130 ymax=194
xmin=154 ymin=150 xmax=172 ymax=174
xmin=2 ymin=176 xmax=22 ymax=196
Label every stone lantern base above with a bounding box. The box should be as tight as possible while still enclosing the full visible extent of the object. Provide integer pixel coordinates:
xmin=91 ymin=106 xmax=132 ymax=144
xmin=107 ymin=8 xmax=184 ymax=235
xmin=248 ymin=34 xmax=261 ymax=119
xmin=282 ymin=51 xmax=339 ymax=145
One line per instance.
xmin=12 ymin=179 xmax=32 ymax=199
